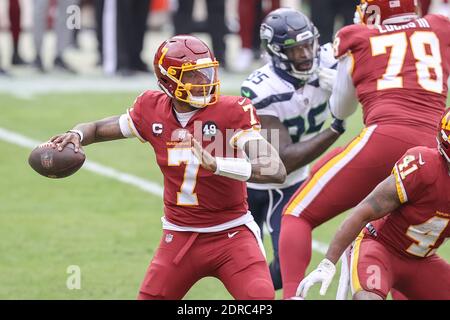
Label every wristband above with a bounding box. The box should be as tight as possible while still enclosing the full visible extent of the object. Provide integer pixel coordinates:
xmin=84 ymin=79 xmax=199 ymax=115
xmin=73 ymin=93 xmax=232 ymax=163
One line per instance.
xmin=330 ymin=118 xmax=346 ymax=135
xmin=214 ymin=157 xmax=252 ymax=181
xmin=68 ymin=129 xmax=84 ymax=142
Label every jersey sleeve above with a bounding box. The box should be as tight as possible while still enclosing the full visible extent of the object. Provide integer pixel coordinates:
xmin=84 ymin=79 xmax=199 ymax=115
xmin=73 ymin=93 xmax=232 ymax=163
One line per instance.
xmin=240 ymin=84 xmax=258 ymax=101
xmin=127 ymin=92 xmax=148 ymax=142
xmin=240 ymin=67 xmax=292 ymax=118
xmin=241 ymin=83 xmax=281 ymax=118
xmin=333 ymin=24 xmax=365 ymax=59
xmin=228 ymin=97 xmax=263 ymax=150
xmin=253 ymin=99 xmax=289 ymax=118
xmin=426 ymin=14 xmax=450 ymax=47
xmin=392 ymin=147 xmax=438 ymax=204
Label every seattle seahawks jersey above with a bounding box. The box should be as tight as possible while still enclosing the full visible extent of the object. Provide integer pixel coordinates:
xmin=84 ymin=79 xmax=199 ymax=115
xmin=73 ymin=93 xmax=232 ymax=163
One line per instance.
xmin=241 ymin=43 xmax=337 ymax=190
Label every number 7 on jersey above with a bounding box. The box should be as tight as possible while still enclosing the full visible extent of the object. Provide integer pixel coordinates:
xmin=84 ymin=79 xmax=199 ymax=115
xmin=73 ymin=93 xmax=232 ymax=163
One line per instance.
xmin=242 ymin=104 xmax=258 ymax=126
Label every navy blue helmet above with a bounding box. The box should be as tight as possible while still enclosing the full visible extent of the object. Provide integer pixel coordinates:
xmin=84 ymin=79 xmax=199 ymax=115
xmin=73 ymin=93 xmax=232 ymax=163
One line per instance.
xmin=260 ymin=8 xmax=320 ymax=81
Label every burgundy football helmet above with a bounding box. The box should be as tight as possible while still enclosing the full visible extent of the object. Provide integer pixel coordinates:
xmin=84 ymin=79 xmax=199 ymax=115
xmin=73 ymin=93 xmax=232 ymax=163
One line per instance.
xmin=437 ymin=110 xmax=450 ymax=163
xmin=356 ymin=0 xmax=420 ymax=25
xmin=153 ymin=35 xmax=220 ymax=108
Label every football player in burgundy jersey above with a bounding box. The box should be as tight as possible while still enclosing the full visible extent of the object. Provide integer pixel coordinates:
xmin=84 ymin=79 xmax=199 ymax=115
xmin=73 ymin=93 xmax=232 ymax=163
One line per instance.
xmin=48 ymin=35 xmax=287 ymax=299
xmin=297 ymin=110 xmax=450 ymax=300
xmin=279 ymin=0 xmax=450 ymax=298
xmin=240 ymin=8 xmax=344 ymax=291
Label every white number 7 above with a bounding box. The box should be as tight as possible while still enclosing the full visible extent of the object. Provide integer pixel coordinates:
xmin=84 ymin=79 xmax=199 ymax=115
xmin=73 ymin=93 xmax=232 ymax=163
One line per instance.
xmin=168 ymin=148 xmax=200 ymax=206
xmin=243 ymin=104 xmax=258 ymax=126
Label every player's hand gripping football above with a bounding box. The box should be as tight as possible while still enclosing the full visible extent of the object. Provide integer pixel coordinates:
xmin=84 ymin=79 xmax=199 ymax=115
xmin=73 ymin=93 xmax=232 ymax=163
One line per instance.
xmin=188 ymin=133 xmax=217 ymax=173
xmin=296 ymin=258 xmax=336 ymax=298
xmin=50 ymin=131 xmax=82 ymax=153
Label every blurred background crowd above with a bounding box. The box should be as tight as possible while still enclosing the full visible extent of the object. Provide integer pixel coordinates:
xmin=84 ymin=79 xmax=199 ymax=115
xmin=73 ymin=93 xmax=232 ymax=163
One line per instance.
xmin=0 ymin=0 xmax=448 ymax=77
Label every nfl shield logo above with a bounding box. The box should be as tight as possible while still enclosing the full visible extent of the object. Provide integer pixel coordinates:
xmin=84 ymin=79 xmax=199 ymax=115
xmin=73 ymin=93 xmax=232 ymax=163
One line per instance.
xmin=177 ymin=129 xmax=187 ymax=141
xmin=165 ymin=233 xmax=173 ymax=243
xmin=40 ymin=152 xmax=53 ymax=169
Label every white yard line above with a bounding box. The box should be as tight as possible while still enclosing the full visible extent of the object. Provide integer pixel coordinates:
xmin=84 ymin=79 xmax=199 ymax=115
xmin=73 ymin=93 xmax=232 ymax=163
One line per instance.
xmin=0 ymin=127 xmax=163 ymax=196
xmin=0 ymin=126 xmax=328 ymax=254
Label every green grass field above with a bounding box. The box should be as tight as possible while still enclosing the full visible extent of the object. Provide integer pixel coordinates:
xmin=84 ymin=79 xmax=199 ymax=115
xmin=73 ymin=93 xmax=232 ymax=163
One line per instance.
xmin=0 ymin=91 xmax=448 ymax=300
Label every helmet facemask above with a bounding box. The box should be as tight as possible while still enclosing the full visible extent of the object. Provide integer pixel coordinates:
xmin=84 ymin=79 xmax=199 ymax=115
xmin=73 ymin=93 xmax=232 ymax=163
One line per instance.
xmin=283 ymin=35 xmax=319 ymax=80
xmin=437 ymin=132 xmax=450 ymax=163
xmin=163 ymin=58 xmax=220 ymax=108
xmin=437 ymin=111 xmax=450 ymax=163
xmin=265 ymin=26 xmax=320 ymax=81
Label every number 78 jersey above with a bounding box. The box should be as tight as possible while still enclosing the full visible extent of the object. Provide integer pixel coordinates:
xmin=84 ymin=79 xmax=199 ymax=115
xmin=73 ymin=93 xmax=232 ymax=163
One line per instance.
xmin=370 ymin=146 xmax=450 ymax=258
xmin=334 ymin=14 xmax=449 ymax=133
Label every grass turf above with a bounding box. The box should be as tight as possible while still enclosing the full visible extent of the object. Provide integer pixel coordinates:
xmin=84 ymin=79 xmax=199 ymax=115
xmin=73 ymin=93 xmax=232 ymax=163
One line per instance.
xmin=0 ymin=92 xmax=448 ymax=299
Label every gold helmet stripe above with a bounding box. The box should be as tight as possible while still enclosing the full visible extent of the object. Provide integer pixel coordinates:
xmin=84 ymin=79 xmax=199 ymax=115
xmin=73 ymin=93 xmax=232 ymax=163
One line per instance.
xmin=441 ymin=111 xmax=450 ymax=131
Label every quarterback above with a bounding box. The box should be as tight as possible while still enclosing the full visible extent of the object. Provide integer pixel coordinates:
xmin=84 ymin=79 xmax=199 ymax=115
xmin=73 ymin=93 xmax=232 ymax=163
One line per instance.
xmin=49 ymin=35 xmax=287 ymax=299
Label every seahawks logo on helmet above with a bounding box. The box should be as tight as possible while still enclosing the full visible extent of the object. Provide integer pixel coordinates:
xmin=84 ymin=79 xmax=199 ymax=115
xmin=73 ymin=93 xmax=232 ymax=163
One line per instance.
xmin=260 ymin=24 xmax=274 ymax=43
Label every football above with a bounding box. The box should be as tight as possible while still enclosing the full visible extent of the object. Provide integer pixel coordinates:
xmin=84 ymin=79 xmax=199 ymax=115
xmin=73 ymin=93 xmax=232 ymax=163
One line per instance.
xmin=28 ymin=142 xmax=86 ymax=178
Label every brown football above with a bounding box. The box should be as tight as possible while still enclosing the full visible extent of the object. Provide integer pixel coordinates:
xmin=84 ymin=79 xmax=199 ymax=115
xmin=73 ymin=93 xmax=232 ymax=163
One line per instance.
xmin=28 ymin=142 xmax=86 ymax=178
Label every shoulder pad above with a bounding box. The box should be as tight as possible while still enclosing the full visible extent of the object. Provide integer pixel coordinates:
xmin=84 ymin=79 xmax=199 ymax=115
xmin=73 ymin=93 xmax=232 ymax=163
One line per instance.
xmin=333 ymin=24 xmax=367 ymax=59
xmin=241 ymin=64 xmax=290 ymax=106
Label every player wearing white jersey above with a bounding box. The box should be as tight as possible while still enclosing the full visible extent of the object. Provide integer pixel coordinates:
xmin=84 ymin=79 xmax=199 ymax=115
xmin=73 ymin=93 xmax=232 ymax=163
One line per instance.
xmin=241 ymin=8 xmax=345 ymax=290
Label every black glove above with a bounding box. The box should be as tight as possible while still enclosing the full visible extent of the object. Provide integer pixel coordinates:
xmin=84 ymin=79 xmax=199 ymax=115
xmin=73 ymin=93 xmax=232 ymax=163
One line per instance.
xmin=330 ymin=116 xmax=346 ymax=135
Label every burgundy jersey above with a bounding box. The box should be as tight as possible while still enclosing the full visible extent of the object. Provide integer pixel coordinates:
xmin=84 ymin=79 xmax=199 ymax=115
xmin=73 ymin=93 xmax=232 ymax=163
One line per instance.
xmin=127 ymin=90 xmax=261 ymax=228
xmin=334 ymin=14 xmax=449 ymax=134
xmin=368 ymin=146 xmax=450 ymax=258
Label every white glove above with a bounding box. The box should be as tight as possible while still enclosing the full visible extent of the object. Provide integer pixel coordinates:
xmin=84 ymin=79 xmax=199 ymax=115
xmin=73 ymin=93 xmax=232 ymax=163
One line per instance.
xmin=317 ymin=67 xmax=337 ymax=92
xmin=296 ymin=258 xmax=336 ymax=298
